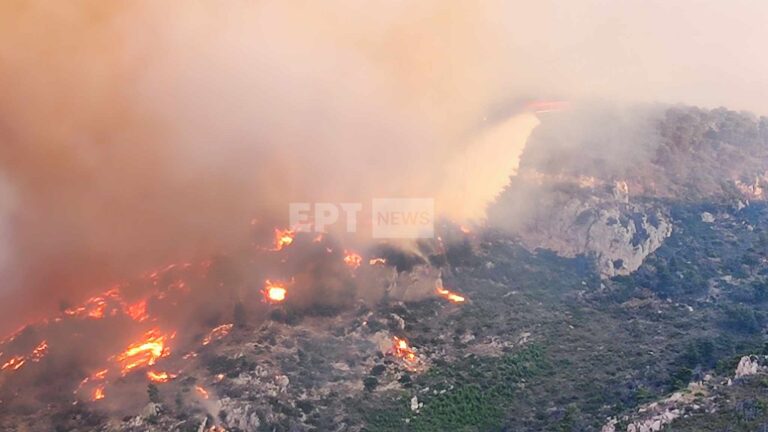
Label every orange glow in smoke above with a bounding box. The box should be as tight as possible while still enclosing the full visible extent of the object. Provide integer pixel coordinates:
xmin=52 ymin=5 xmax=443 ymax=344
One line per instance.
xmin=368 ymin=258 xmax=387 ymax=266
xmin=1 ymin=355 xmax=25 ymax=371
xmin=263 ymin=280 xmax=287 ymax=303
xmin=343 ymin=251 xmax=362 ymax=269
xmin=126 ymin=300 xmax=149 ymax=322
xmin=273 ymin=228 xmax=295 ymax=250
xmin=525 ymin=100 xmax=569 ymax=114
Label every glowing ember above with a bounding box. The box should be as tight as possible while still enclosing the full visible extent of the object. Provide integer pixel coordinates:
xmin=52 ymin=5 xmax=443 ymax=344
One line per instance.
xmin=392 ymin=336 xmax=417 ymax=362
xmin=64 ymin=292 xmax=115 ymax=319
xmin=93 ymin=386 xmax=105 ymax=401
xmin=126 ymin=300 xmax=149 ymax=322
xmin=368 ymin=258 xmax=387 ymax=266
xmin=202 ymin=324 xmax=233 ymax=345
xmin=1 ymin=355 xmax=25 ymax=371
xmin=272 ymin=228 xmax=295 ymax=250
xmin=29 ymin=340 xmax=48 ymax=360
xmin=459 ymin=225 xmax=472 ymax=234
xmin=114 ymin=329 xmax=173 ymax=375
xmin=0 ymin=340 xmax=48 ymax=373
xmin=435 ymin=285 xmax=466 ymax=303
xmin=195 ymin=385 xmax=210 ymax=399
xmin=263 ymin=280 xmax=287 ymax=303
xmin=147 ymin=370 xmax=176 ymax=383
xmin=343 ymin=251 xmax=362 ymax=269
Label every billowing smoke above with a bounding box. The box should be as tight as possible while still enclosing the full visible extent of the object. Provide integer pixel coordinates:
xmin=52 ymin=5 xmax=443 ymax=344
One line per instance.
xmin=1 ymin=0 xmax=768 ymax=333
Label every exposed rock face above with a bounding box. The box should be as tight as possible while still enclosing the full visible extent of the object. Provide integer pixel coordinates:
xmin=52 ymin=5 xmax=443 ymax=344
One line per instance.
xmin=700 ymin=212 xmax=715 ymax=223
xmin=735 ymin=355 xmax=764 ymax=379
xmin=489 ymin=105 xmax=768 ymax=278
xmin=604 ymin=381 xmax=713 ymax=432
xmin=492 ymin=181 xmax=672 ymax=277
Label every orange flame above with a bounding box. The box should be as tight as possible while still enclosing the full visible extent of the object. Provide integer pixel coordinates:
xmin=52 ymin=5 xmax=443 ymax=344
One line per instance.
xmin=114 ymin=329 xmax=172 ymax=375
xmin=195 ymin=385 xmax=210 ymax=399
xmin=435 ymin=283 xmax=466 ymax=303
xmin=263 ymin=280 xmax=287 ymax=303
xmin=343 ymin=251 xmax=362 ymax=269
xmin=147 ymin=370 xmax=176 ymax=383
xmin=369 ymin=258 xmax=387 ymax=266
xmin=0 ymin=340 xmax=48 ymax=373
xmin=1 ymin=355 xmax=25 ymax=371
xmin=126 ymin=300 xmax=149 ymax=322
xmin=93 ymin=386 xmax=105 ymax=401
xmin=272 ymin=228 xmax=295 ymax=250
xmin=392 ymin=336 xmax=417 ymax=362
xmin=202 ymin=324 xmax=233 ymax=346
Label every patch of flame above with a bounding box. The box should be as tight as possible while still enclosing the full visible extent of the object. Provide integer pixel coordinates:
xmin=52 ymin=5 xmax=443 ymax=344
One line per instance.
xmin=343 ymin=251 xmax=362 ymax=269
xmin=1 ymin=355 xmax=25 ymax=371
xmin=435 ymin=286 xmax=466 ymax=303
xmin=93 ymin=386 xmax=105 ymax=401
xmin=392 ymin=336 xmax=417 ymax=362
xmin=263 ymin=280 xmax=287 ymax=303
xmin=147 ymin=370 xmax=176 ymax=383
xmin=272 ymin=228 xmax=295 ymax=250
xmin=126 ymin=300 xmax=149 ymax=322
xmin=202 ymin=324 xmax=233 ymax=346
xmin=195 ymin=385 xmax=210 ymax=399
xmin=0 ymin=340 xmax=48 ymax=373
xmin=369 ymin=258 xmax=387 ymax=266
xmin=114 ymin=329 xmax=173 ymax=375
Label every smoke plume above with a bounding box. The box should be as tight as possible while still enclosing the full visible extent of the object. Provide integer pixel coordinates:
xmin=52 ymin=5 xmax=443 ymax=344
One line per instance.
xmin=1 ymin=0 xmax=767 ymax=332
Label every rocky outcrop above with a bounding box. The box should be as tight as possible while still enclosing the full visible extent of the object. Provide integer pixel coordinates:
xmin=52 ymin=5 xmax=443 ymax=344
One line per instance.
xmin=735 ymin=355 xmax=765 ymax=379
xmin=498 ymin=181 xmax=672 ymax=277
xmin=603 ymin=355 xmax=768 ymax=432
xmin=489 ymin=105 xmax=768 ymax=278
xmin=602 ymin=381 xmax=712 ymax=432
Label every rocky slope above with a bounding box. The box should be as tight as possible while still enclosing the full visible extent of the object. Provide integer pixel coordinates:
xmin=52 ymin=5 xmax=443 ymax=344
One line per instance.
xmin=490 ymin=105 xmax=768 ymax=277
xmin=3 ymin=105 xmax=768 ymax=431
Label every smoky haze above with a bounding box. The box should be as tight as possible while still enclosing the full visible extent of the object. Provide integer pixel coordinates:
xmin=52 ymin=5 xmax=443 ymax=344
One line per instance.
xmin=0 ymin=0 xmax=766 ymax=333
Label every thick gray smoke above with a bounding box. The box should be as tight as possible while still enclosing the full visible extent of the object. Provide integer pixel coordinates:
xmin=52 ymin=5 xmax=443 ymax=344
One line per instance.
xmin=1 ymin=0 xmax=767 ymax=333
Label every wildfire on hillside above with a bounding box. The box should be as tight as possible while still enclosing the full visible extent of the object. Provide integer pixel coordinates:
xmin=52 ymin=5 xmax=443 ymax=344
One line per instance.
xmin=114 ymin=329 xmax=173 ymax=376
xmin=202 ymin=324 xmax=234 ymax=346
xmin=435 ymin=283 xmax=466 ymax=304
xmin=0 ymin=219 xmax=462 ymax=415
xmin=0 ymin=340 xmax=48 ymax=373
